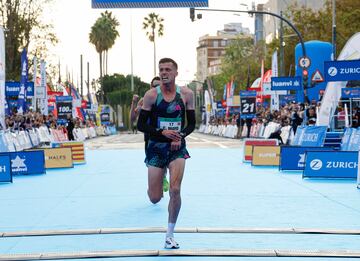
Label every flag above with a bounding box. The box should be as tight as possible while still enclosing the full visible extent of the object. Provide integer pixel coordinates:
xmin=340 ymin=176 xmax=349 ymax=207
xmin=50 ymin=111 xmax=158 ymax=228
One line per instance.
xmin=40 ymin=60 xmax=48 ymax=115
xmin=17 ymin=48 xmax=28 ymax=114
xmin=0 ymin=27 xmax=6 ymax=129
xmin=344 ymin=103 xmax=349 ymax=128
xmin=271 ymin=50 xmax=278 ymax=77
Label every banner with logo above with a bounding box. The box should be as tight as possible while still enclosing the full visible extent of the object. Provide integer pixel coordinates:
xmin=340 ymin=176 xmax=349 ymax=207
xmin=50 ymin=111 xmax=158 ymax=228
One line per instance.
xmin=0 ymin=27 xmax=5 ymax=129
xmin=243 ymin=139 xmax=279 ymax=162
xmin=0 ymin=154 xmax=12 ymax=182
xmin=92 ymin=0 xmax=208 ymax=8
xmin=291 ymin=126 xmax=327 ymax=147
xmin=56 ymin=95 xmax=73 ymax=124
xmin=341 ymin=88 xmax=360 ymax=98
xmin=42 ymin=148 xmax=73 ymax=169
xmin=280 ymin=146 xmax=334 ymax=171
xmin=40 ymin=60 xmax=48 ymax=115
xmin=303 ymin=151 xmax=358 ymax=179
xmin=53 ymin=141 xmax=85 ymax=164
xmin=17 ymin=48 xmax=28 ymax=114
xmin=252 ymin=146 xmax=280 ymax=166
xmin=1 ymin=151 xmax=46 ymax=175
xmin=5 ymin=81 xmax=34 ymax=97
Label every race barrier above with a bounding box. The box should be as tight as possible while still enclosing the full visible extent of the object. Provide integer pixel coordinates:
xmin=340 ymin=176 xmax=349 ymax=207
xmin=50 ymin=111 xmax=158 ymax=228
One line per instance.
xmin=303 ymin=151 xmax=358 ymax=179
xmin=279 ymin=146 xmax=335 ymax=171
xmin=243 ymin=139 xmax=279 ymax=162
xmin=0 ymin=154 xmax=12 ymax=183
xmin=251 ymin=145 xmax=280 ymax=166
xmin=0 ymin=151 xmax=46 ymax=175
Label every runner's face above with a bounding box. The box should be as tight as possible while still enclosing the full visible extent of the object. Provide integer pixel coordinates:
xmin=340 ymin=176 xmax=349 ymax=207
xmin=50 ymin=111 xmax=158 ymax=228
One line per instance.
xmin=159 ymin=62 xmax=177 ymax=85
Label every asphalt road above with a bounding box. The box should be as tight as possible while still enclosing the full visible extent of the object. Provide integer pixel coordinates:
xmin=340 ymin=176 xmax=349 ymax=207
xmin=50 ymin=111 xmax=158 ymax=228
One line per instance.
xmin=85 ymin=131 xmax=243 ymax=150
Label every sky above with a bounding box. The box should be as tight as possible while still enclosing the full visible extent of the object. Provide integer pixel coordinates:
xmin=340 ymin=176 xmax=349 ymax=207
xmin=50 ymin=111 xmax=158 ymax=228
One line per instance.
xmin=45 ymin=0 xmax=267 ymax=89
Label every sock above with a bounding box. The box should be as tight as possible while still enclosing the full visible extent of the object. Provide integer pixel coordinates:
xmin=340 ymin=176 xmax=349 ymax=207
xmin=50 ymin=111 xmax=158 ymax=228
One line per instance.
xmin=166 ymin=223 xmax=176 ymax=238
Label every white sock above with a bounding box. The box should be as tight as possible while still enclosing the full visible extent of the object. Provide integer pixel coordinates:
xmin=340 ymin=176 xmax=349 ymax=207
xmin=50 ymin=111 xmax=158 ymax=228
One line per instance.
xmin=166 ymin=223 xmax=176 ymax=238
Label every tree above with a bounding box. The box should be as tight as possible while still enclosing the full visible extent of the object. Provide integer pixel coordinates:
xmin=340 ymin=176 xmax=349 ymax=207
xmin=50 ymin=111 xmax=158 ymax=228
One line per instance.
xmin=89 ymin=11 xmax=120 ymax=80
xmin=0 ymin=0 xmax=58 ymax=80
xmin=267 ymin=0 xmax=360 ymax=76
xmin=210 ymin=37 xmax=266 ymax=101
xmin=142 ymin=13 xmax=164 ymax=77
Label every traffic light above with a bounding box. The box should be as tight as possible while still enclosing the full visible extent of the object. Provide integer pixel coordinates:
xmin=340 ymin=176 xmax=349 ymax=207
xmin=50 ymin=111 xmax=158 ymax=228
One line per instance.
xmin=302 ymin=69 xmax=308 ymax=89
xmin=190 ymin=8 xmax=195 ymax=22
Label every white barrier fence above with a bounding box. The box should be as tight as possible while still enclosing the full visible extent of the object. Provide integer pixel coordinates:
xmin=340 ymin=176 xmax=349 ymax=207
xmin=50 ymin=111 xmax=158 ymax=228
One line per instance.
xmin=198 ymin=123 xmax=293 ymax=144
xmin=0 ymin=125 xmax=117 ymax=153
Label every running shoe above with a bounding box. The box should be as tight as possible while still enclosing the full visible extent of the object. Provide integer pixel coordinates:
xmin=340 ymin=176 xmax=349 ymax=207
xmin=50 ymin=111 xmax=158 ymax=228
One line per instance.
xmin=164 ymin=237 xmax=179 ymax=249
xmin=163 ymin=176 xmax=169 ymax=192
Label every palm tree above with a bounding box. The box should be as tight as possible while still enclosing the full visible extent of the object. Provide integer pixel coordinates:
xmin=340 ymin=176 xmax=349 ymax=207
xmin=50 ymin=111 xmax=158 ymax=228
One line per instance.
xmin=89 ymin=11 xmax=119 ymax=79
xmin=142 ymin=13 xmax=164 ymax=76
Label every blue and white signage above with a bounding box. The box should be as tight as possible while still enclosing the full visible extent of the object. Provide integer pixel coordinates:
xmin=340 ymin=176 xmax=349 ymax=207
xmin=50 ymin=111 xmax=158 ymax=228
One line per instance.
xmin=7 ymin=151 xmax=45 ymax=175
xmin=271 ymin=76 xmax=302 ymax=91
xmin=92 ymin=0 xmax=208 ymax=8
xmin=341 ymin=88 xmax=360 ymax=99
xmin=240 ymin=90 xmax=256 ymax=97
xmin=5 ymin=81 xmax=34 ymax=97
xmin=324 ymin=60 xmax=360 ymax=82
xmin=279 ymin=95 xmax=297 ymax=105
xmin=280 ymin=146 xmax=333 ymax=171
xmin=291 ymin=126 xmax=327 ymax=147
xmin=303 ymin=151 xmax=358 ymax=179
xmin=0 ymin=154 xmax=12 ymax=183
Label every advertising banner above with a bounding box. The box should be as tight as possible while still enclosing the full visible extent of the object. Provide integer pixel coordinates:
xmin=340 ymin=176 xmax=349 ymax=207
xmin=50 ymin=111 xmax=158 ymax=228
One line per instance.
xmin=280 ymin=146 xmax=334 ymax=171
xmin=1 ymin=151 xmax=46 ymax=175
xmin=325 ymin=60 xmax=360 ymax=82
xmin=271 ymin=76 xmax=302 ymax=91
xmin=92 ymin=0 xmax=208 ymax=8
xmin=348 ymin=128 xmax=360 ymax=152
xmin=0 ymin=154 xmax=12 ymax=182
xmin=291 ymin=126 xmax=327 ymax=147
xmin=303 ymin=151 xmax=358 ymax=179
xmin=252 ymin=145 xmax=280 ymax=166
xmin=243 ymin=139 xmax=278 ymax=162
xmin=17 ymin=48 xmax=28 ymax=114
xmin=0 ymin=27 xmax=5 ymax=129
xmin=340 ymin=128 xmax=353 ymax=151
xmin=56 ymin=96 xmax=73 ymax=124
xmin=341 ymin=88 xmax=360 ymax=99
xmin=53 ymin=142 xmax=85 ymax=164
xmin=43 ymin=148 xmax=73 ymax=169
xmin=279 ymin=95 xmax=297 ymax=106
xmin=5 ymin=81 xmax=34 ymax=97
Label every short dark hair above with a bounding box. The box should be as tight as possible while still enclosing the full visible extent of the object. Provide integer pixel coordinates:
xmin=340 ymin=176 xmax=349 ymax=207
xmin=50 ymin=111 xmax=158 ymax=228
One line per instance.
xmin=151 ymin=76 xmax=160 ymax=87
xmin=159 ymin=57 xmax=178 ymax=70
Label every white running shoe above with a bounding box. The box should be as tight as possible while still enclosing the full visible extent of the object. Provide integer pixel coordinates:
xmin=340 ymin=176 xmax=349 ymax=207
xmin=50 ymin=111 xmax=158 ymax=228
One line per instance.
xmin=164 ymin=237 xmax=179 ymax=249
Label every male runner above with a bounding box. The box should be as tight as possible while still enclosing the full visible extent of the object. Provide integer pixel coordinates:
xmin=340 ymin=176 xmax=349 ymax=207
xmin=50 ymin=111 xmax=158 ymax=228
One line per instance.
xmin=137 ymin=58 xmax=195 ymax=249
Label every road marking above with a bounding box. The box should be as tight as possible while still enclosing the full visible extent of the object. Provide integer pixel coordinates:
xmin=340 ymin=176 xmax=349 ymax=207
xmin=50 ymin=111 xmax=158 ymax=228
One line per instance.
xmin=200 ymin=138 xmax=228 ymax=148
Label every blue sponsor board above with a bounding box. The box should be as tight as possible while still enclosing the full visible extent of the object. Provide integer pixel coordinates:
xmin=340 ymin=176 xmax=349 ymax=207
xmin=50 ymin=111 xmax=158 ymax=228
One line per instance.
xmin=0 ymin=151 xmax=46 ymax=175
xmin=324 ymin=60 xmax=360 ymax=82
xmin=5 ymin=81 xmax=34 ymax=97
xmin=280 ymin=146 xmax=333 ymax=171
xmin=279 ymin=95 xmax=297 ymax=106
xmin=303 ymin=151 xmax=358 ymax=179
xmin=92 ymin=0 xmax=208 ymax=8
xmin=0 ymin=155 xmax=12 ymax=183
xmin=292 ymin=126 xmax=327 ymax=147
xmin=271 ymin=76 xmax=302 ymax=91
xmin=240 ymin=90 xmax=256 ymax=97
xmin=341 ymin=88 xmax=360 ymax=98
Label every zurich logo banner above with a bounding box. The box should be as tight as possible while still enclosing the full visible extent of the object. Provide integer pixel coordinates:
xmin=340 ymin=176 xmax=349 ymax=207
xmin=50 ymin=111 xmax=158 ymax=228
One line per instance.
xmin=303 ymin=151 xmax=358 ymax=179
xmin=0 ymin=154 xmax=12 ymax=183
xmin=0 ymin=151 xmax=45 ymax=175
xmin=280 ymin=146 xmax=334 ymax=171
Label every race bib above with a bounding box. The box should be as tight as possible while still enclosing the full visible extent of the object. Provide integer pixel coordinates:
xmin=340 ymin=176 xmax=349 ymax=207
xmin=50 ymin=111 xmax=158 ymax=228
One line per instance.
xmin=158 ymin=117 xmax=181 ymax=131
